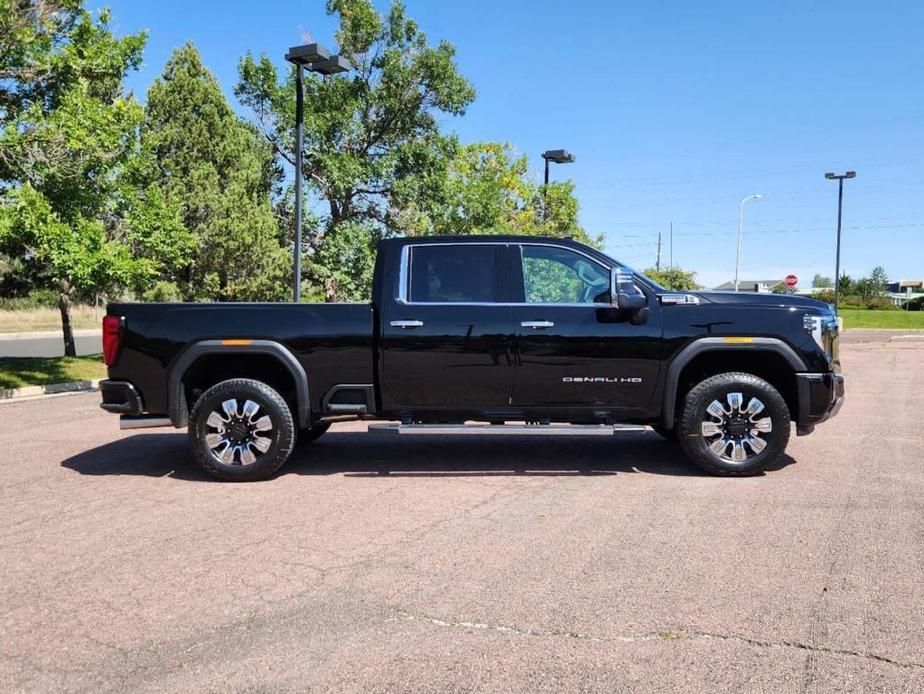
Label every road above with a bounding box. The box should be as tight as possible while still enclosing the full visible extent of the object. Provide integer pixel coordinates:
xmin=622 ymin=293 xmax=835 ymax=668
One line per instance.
xmin=0 ymin=330 xmax=101 ymax=357
xmin=1 ymin=340 xmax=922 ymax=692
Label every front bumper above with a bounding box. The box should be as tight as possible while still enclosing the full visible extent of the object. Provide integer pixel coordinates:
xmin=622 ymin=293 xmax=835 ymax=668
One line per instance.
xmin=795 ymin=371 xmax=844 ymax=435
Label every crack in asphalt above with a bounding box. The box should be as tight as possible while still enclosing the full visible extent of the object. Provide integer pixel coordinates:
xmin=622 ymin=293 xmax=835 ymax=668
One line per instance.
xmin=393 ymin=608 xmax=924 ymax=671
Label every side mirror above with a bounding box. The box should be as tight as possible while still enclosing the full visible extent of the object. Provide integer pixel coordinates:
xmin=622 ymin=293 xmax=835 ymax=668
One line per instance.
xmin=612 ymin=267 xmax=647 ymax=311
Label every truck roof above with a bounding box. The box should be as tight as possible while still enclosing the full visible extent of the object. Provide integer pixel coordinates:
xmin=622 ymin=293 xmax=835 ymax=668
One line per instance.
xmin=379 ymin=234 xmax=582 ymax=246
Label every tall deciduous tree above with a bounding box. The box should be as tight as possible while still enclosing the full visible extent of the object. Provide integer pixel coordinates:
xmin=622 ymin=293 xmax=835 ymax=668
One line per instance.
xmin=236 ymin=0 xmax=476 ymax=301
xmin=395 ymin=142 xmax=596 ymax=244
xmin=142 ymin=43 xmax=288 ymax=301
xmin=0 ymin=4 xmax=186 ymax=354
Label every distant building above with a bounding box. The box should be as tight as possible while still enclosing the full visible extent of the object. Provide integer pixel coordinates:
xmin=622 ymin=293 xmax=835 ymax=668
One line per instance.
xmin=887 ymin=279 xmax=924 ymax=292
xmin=713 ymin=279 xmax=786 ymax=293
xmin=885 ymin=280 xmax=924 ymax=306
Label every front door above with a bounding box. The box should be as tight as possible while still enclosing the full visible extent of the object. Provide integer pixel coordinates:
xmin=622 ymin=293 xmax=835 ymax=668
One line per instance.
xmin=510 ymin=244 xmax=662 ymax=417
xmin=381 ymin=243 xmax=515 ymax=409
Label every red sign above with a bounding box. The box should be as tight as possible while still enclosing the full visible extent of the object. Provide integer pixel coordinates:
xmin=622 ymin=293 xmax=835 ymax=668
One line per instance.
xmin=784 ymin=274 xmax=798 ymax=288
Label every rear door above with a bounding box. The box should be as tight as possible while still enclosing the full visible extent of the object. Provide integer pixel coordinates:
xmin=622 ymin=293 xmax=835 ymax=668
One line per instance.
xmin=510 ymin=243 xmax=662 ymax=416
xmin=380 ymin=242 xmax=515 ymax=408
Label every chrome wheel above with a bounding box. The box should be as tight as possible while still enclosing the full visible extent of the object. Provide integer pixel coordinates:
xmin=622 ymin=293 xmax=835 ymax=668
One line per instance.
xmin=205 ymin=398 xmax=273 ymax=466
xmin=701 ymin=392 xmax=773 ymax=463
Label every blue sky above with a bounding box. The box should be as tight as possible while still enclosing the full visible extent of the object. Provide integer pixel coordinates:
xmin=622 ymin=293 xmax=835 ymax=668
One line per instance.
xmin=100 ymin=0 xmax=923 ymax=288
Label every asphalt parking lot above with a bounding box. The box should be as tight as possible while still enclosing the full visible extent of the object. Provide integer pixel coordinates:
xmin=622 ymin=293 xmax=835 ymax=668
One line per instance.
xmin=1 ymin=338 xmax=922 ymax=693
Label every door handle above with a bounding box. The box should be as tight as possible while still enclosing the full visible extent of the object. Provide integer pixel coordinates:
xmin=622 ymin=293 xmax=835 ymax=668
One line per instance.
xmin=520 ymin=320 xmax=554 ymax=329
xmin=390 ymin=320 xmax=424 ymax=328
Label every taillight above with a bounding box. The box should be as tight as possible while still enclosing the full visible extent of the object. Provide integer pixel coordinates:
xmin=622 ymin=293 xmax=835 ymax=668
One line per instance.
xmin=102 ymin=316 xmax=123 ymax=366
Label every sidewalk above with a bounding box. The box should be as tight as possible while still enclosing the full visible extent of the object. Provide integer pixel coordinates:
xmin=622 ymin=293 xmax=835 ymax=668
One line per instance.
xmin=0 ymin=329 xmax=98 ymax=340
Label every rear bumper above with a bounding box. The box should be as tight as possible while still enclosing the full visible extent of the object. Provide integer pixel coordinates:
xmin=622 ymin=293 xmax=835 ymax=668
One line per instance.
xmin=99 ymin=379 xmax=143 ymax=415
xmin=795 ymin=372 xmax=844 ymax=435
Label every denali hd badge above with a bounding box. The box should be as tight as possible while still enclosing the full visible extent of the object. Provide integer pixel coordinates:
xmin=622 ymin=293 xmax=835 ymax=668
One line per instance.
xmin=562 ymin=377 xmax=643 ymax=383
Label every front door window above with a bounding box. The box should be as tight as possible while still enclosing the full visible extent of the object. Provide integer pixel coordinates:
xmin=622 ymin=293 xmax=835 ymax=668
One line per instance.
xmin=521 ymin=246 xmax=610 ymax=304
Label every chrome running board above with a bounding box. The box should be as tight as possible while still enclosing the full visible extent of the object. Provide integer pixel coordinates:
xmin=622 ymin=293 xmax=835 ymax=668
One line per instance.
xmin=120 ymin=415 xmax=173 ymax=430
xmin=368 ymin=423 xmax=649 ymax=437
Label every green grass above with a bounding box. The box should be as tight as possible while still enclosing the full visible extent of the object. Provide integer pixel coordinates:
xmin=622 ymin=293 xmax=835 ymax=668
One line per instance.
xmin=840 ymin=309 xmax=924 ymax=330
xmin=0 ymin=354 xmax=106 ymax=390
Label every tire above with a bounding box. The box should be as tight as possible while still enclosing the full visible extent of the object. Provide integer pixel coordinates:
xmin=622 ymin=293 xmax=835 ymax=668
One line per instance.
xmin=297 ymin=422 xmax=330 ymax=445
xmin=677 ymin=372 xmax=790 ymax=476
xmin=651 ymin=425 xmax=677 ymax=442
xmin=188 ymin=378 xmax=296 ymax=482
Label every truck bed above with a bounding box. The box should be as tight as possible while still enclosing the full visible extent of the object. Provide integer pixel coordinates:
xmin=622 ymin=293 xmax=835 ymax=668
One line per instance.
xmin=106 ymin=302 xmax=374 ymax=417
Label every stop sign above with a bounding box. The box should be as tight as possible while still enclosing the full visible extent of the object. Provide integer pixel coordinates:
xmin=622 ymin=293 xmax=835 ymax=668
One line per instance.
xmin=784 ymin=274 xmax=798 ymax=288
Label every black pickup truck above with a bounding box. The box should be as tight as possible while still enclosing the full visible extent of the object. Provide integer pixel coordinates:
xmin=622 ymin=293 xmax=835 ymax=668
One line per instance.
xmin=100 ymin=235 xmax=843 ymax=481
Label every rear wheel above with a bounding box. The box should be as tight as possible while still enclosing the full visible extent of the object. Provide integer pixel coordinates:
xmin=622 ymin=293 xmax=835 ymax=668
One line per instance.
xmin=188 ymin=378 xmax=296 ymax=482
xmin=678 ymin=372 xmax=790 ymax=476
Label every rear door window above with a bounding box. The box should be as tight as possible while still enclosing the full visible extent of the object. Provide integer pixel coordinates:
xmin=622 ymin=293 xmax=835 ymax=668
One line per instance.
xmin=409 ymin=245 xmax=498 ymax=303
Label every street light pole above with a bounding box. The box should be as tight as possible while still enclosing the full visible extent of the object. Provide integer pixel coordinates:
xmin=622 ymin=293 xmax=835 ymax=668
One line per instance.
xmin=734 ymin=194 xmax=764 ymax=291
xmin=285 ymin=44 xmax=352 ymax=302
xmin=825 ymin=171 xmax=856 ymax=315
xmin=540 ymin=149 xmax=574 ymax=221
xmin=293 ymin=63 xmax=304 ymax=303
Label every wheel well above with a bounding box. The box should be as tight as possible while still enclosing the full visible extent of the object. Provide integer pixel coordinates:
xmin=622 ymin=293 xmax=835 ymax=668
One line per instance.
xmin=672 ymin=350 xmax=799 ymax=422
xmin=182 ymin=353 xmax=298 ymax=417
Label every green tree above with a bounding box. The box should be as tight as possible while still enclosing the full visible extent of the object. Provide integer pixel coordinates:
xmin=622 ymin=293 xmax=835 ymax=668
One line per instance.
xmin=142 ymin=43 xmax=288 ymax=301
xmin=236 ymin=0 xmax=476 ymax=301
xmin=643 ymin=266 xmax=700 ymax=290
xmin=868 ymin=266 xmax=889 ymax=297
xmin=395 ymin=142 xmax=597 ymax=245
xmin=812 ymin=273 xmax=832 ymax=288
xmin=0 ymin=5 xmax=186 ymax=354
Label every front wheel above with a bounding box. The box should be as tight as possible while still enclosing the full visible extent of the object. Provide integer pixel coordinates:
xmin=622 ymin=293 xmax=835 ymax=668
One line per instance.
xmin=188 ymin=378 xmax=296 ymax=482
xmin=678 ymin=372 xmax=790 ymax=476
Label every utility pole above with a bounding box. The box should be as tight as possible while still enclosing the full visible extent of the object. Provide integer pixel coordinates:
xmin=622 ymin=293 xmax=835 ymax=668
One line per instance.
xmin=656 ymin=231 xmax=662 ymax=271
xmin=669 ymin=222 xmax=673 ymax=288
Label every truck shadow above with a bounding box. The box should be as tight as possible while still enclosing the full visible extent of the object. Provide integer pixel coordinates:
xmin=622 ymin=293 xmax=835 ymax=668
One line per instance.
xmin=61 ymin=430 xmax=797 ymax=480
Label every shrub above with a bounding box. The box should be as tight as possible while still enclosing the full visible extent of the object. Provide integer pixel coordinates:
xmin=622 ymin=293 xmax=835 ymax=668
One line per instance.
xmin=839 ymin=294 xmax=865 ymax=310
xmin=0 ymin=289 xmax=60 ymax=310
xmin=864 ymin=297 xmax=898 ymax=310
xmin=142 ymin=281 xmax=184 ymax=303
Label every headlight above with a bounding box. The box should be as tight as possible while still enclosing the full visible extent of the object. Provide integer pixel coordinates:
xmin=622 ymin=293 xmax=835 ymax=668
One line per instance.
xmin=804 ymin=314 xmax=838 ymax=357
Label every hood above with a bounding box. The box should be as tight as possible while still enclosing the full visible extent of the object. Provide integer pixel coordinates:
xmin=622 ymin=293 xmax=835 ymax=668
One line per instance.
xmin=693 ymin=291 xmax=833 ymax=312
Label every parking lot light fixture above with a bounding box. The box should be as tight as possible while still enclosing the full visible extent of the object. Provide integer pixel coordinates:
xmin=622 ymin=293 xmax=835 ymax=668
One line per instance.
xmin=284 ymin=43 xmax=353 ymax=303
xmin=541 ymin=149 xmax=575 ymax=185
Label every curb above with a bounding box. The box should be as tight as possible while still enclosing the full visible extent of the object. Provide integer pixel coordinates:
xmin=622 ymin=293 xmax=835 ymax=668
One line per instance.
xmin=891 ymin=334 xmax=924 ymax=342
xmin=0 ymin=379 xmax=101 ymax=402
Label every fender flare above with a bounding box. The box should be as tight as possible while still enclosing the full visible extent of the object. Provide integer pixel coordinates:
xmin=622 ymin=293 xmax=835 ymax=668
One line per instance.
xmin=661 ymin=337 xmax=807 ymax=430
xmin=167 ymin=340 xmax=311 ymax=428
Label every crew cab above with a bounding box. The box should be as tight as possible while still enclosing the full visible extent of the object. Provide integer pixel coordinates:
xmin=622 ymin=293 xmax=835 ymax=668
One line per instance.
xmin=99 ymin=235 xmax=843 ymax=481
